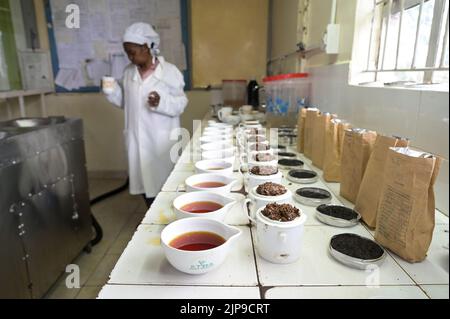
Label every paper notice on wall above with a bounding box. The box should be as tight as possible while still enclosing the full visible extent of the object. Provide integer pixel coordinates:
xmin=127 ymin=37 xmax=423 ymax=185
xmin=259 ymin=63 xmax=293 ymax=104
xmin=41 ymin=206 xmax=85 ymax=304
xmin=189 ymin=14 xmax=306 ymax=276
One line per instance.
xmin=87 ymin=0 xmax=107 ymax=13
xmin=110 ymin=53 xmax=129 ymax=80
xmin=57 ymin=43 xmax=80 ymax=68
xmin=50 ymin=0 xmax=184 ymax=90
xmin=90 ymin=13 xmax=108 ymax=40
xmin=108 ymin=0 xmax=130 ymax=42
xmin=86 ymin=59 xmax=111 ymax=85
xmin=156 ymin=0 xmax=179 ymax=18
xmin=55 ymin=68 xmax=86 ymax=90
xmin=129 ymin=1 xmax=155 ymax=24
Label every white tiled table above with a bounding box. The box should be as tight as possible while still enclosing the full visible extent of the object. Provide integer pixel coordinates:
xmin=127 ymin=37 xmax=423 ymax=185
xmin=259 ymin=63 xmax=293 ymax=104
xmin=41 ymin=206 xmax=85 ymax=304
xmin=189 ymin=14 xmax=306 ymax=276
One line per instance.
xmin=99 ymin=116 xmax=449 ymax=299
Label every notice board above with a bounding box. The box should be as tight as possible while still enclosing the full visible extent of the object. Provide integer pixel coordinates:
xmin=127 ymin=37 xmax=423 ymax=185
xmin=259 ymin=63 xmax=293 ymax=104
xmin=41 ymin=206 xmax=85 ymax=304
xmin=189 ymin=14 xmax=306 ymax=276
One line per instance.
xmin=45 ymin=0 xmax=188 ymax=92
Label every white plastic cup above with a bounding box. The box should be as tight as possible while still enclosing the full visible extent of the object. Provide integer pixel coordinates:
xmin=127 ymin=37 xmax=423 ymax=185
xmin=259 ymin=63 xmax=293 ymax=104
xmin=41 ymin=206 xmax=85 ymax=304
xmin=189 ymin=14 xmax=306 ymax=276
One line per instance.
xmin=102 ymin=76 xmax=116 ymax=95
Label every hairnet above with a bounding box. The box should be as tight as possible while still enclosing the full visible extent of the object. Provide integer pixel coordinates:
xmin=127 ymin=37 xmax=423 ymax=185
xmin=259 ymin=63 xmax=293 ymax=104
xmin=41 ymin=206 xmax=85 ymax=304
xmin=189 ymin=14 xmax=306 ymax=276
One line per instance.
xmin=123 ymin=22 xmax=160 ymax=57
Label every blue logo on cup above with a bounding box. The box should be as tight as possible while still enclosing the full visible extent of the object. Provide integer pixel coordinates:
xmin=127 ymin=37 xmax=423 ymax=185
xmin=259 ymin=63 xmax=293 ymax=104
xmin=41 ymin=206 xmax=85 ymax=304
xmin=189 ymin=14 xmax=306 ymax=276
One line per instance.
xmin=190 ymin=260 xmax=214 ymax=271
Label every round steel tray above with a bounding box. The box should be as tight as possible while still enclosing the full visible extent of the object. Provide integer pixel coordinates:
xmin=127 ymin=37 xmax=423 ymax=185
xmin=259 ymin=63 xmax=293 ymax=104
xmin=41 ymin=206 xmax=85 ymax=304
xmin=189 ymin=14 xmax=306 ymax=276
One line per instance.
xmin=277 ymin=152 xmax=297 ymax=159
xmin=294 ymin=187 xmax=332 ymax=206
xmin=278 ymin=159 xmax=304 ymax=170
xmin=329 ymin=234 xmax=387 ymax=270
xmin=286 ymin=169 xmax=318 ymax=184
xmin=315 ymin=205 xmax=361 ymax=227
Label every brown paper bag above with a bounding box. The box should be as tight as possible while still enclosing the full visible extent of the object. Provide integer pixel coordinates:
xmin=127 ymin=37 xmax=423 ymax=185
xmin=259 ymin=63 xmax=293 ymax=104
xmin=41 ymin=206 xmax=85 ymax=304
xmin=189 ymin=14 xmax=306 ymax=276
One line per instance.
xmin=337 ymin=121 xmax=350 ymax=152
xmin=312 ymin=113 xmax=334 ymax=169
xmin=355 ymin=135 xmax=410 ymax=228
xmin=323 ymin=120 xmax=352 ymax=182
xmin=304 ymin=108 xmax=320 ymax=159
xmin=340 ymin=129 xmax=377 ymax=203
xmin=297 ymin=108 xmax=307 ymax=153
xmin=374 ymin=147 xmax=442 ymax=262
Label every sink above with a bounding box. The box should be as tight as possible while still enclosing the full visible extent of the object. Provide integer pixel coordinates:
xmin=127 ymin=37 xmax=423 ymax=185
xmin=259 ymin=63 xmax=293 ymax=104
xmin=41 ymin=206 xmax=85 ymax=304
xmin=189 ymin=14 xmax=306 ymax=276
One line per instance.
xmin=8 ymin=118 xmax=52 ymax=128
xmin=3 ymin=117 xmax=66 ymax=128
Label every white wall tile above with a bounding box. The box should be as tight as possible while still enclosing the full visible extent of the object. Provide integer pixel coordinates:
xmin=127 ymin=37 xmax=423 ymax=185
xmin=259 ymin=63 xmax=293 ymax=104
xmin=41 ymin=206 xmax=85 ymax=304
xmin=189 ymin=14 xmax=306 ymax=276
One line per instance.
xmin=435 ymin=160 xmax=449 ymax=216
xmin=255 ymin=225 xmax=415 ymax=286
xmin=265 ymin=286 xmax=428 ymax=299
xmin=420 ymin=285 xmax=450 ymax=299
xmin=98 ymin=285 xmax=261 ymax=299
xmin=109 ymin=225 xmax=258 ymax=286
xmin=415 ymin=91 xmax=449 ymax=160
xmin=390 ymin=224 xmax=449 ymax=285
xmin=307 ymin=63 xmax=449 ymax=216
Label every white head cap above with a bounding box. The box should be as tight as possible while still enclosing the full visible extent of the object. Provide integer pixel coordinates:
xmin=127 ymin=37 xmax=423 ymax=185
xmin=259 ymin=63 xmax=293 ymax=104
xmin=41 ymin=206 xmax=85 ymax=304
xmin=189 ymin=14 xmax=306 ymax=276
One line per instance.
xmin=123 ymin=22 xmax=160 ymax=57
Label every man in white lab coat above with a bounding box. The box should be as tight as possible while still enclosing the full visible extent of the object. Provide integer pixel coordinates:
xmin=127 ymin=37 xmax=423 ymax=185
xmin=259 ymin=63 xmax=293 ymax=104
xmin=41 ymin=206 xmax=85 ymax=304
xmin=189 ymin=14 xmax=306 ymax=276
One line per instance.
xmin=104 ymin=22 xmax=188 ymax=208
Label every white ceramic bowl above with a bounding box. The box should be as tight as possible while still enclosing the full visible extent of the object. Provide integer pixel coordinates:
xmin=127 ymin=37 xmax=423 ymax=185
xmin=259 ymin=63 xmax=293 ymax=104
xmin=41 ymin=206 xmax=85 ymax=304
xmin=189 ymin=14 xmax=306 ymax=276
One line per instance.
xmin=202 ymin=149 xmax=236 ymax=164
xmin=202 ymin=131 xmax=233 ymax=139
xmin=246 ymin=185 xmax=293 ymax=215
xmin=208 ymin=122 xmax=233 ymax=129
xmin=222 ymin=115 xmax=241 ymax=126
xmin=200 ymin=135 xmax=232 ymax=145
xmin=161 ymin=217 xmax=241 ymax=274
xmin=239 ymin=113 xmax=255 ymax=122
xmin=246 ymin=168 xmax=283 ymax=190
xmin=195 ymin=159 xmax=234 ymax=177
xmin=200 ymin=141 xmax=234 ymax=152
xmin=204 ymin=126 xmax=233 ymax=134
xmin=185 ymin=173 xmax=238 ymax=195
xmin=173 ymin=191 xmax=237 ymax=221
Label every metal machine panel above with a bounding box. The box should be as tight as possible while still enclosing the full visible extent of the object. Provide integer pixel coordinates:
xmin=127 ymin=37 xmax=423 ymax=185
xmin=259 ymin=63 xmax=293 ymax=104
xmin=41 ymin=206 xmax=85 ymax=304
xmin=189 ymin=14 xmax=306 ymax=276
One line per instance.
xmin=0 ymin=117 xmax=93 ymax=298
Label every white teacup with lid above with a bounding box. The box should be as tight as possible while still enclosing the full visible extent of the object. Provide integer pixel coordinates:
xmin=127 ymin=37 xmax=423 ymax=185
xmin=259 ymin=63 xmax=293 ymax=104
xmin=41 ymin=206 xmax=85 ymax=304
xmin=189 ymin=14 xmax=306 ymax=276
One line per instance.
xmin=248 ymin=204 xmax=307 ymax=264
xmin=245 ymin=184 xmax=293 ymax=215
xmin=242 ymin=165 xmax=283 ymax=190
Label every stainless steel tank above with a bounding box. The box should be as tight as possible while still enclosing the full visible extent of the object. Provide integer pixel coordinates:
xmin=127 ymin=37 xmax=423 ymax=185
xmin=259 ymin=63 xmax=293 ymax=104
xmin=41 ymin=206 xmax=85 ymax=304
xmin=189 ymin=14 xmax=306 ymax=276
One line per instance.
xmin=0 ymin=117 xmax=93 ymax=298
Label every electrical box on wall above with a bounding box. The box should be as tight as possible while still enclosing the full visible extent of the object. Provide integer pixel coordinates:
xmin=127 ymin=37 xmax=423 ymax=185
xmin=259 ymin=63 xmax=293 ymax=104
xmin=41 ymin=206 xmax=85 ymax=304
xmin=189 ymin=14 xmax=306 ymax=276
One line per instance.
xmin=323 ymin=24 xmax=340 ymax=54
xmin=18 ymin=50 xmax=54 ymax=91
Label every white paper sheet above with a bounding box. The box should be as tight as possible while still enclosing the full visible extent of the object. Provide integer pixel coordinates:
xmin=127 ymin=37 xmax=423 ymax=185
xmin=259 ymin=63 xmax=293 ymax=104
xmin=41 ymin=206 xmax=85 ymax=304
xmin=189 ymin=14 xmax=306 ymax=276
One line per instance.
xmin=110 ymin=53 xmax=129 ymax=80
xmin=56 ymin=43 xmax=80 ymax=68
xmin=90 ymin=13 xmax=108 ymax=40
xmin=55 ymin=68 xmax=82 ymax=90
xmin=86 ymin=59 xmax=111 ymax=85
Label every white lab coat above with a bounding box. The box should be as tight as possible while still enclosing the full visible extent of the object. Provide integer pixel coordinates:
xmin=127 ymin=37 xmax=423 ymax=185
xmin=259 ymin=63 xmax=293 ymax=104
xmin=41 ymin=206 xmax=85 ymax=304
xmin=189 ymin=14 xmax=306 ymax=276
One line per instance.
xmin=106 ymin=56 xmax=188 ymax=197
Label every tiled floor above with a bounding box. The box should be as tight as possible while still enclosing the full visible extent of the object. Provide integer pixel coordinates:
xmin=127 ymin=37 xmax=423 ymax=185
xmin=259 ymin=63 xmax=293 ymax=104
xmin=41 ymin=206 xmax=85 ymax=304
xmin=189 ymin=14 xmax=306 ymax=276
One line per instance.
xmin=44 ymin=178 xmax=146 ymax=299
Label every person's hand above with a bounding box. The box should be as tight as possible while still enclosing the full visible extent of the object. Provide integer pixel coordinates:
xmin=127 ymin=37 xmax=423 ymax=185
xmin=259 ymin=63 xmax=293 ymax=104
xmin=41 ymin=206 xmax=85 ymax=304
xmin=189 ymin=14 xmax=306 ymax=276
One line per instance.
xmin=148 ymin=91 xmax=160 ymax=107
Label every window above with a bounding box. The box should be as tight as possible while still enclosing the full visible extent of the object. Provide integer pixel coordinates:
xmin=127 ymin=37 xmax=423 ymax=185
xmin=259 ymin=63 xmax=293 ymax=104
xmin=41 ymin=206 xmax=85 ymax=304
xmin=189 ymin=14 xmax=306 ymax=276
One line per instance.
xmin=354 ymin=0 xmax=449 ymax=88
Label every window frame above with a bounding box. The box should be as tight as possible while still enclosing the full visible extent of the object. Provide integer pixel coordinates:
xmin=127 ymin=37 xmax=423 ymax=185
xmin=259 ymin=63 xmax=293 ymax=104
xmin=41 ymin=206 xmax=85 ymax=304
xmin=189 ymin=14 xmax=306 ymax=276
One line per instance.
xmin=354 ymin=0 xmax=449 ymax=88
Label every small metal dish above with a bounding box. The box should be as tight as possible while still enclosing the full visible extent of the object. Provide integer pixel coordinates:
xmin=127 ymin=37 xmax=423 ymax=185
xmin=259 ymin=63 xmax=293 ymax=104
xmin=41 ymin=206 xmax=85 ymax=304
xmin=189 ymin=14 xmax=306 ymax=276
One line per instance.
xmin=286 ymin=169 xmax=318 ymax=184
xmin=315 ymin=204 xmax=361 ymax=227
xmin=277 ymin=152 xmax=297 ymax=159
xmin=278 ymin=159 xmax=304 ymax=170
xmin=329 ymin=234 xmax=387 ymax=270
xmin=294 ymin=187 xmax=332 ymax=206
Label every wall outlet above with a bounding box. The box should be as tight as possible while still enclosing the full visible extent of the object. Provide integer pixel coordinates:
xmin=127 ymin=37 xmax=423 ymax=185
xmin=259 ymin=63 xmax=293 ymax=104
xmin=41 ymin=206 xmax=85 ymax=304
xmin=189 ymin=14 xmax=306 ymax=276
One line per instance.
xmin=323 ymin=24 xmax=340 ymax=54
